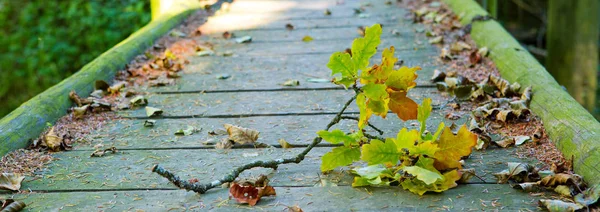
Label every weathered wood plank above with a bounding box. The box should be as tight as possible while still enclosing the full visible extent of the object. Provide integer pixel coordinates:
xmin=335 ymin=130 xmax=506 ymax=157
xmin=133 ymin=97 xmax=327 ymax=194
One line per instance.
xmin=198 ymin=25 xmax=417 ymax=43
xmin=5 ymin=184 xmax=545 ymax=211
xmin=204 ymin=36 xmax=433 ymax=56
xmin=148 ymin=51 xmax=439 ymax=92
xmin=119 ymin=88 xmax=444 ymax=118
xmin=75 ymin=110 xmax=466 ymax=150
xmin=198 ymin=14 xmax=406 ymax=35
xmin=17 ymin=147 xmax=537 ymax=191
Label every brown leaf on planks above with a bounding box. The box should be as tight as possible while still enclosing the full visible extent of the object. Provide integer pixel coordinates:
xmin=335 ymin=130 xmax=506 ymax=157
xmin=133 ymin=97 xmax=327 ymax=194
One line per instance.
xmin=224 ymin=124 xmax=259 ymax=144
xmin=229 ymin=175 xmax=276 ymax=206
xmin=0 ymin=173 xmax=25 ymax=191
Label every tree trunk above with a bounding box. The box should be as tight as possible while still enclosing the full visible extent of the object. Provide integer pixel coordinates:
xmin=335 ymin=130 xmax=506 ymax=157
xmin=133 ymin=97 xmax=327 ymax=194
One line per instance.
xmin=546 ymin=0 xmax=599 ymax=111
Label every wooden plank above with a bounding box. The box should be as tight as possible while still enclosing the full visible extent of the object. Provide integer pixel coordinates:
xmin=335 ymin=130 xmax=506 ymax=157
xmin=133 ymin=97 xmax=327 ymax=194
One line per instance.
xmin=149 ymin=50 xmax=439 ymax=92
xmin=205 ymin=36 xmax=433 ymax=56
xmin=445 ymin=0 xmax=600 ymax=186
xmin=198 ymin=13 xmax=406 ymax=34
xmin=75 ymin=110 xmax=466 ymax=150
xmin=5 ymin=184 xmax=545 ymax=211
xmin=222 ymin=0 xmax=395 ymax=16
xmin=119 ymin=88 xmax=444 ymax=118
xmin=17 ymin=147 xmax=538 ymax=191
xmin=198 ymin=25 xmax=417 ymax=43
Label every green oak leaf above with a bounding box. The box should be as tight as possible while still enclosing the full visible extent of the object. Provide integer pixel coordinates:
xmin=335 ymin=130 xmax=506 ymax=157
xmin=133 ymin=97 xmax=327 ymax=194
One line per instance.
xmin=402 ymin=166 xmax=442 ymax=185
xmin=351 ymin=24 xmax=382 ymax=71
xmin=327 ymin=52 xmax=356 ymax=87
xmin=362 ymin=84 xmax=388 ymax=101
xmin=320 ymin=146 xmax=361 ymax=172
xmin=357 ymin=93 xmax=371 ymax=130
xmin=361 ymin=139 xmax=400 ymax=165
xmin=317 ymin=129 xmax=356 ymax=145
xmin=417 ymin=98 xmax=432 ymax=134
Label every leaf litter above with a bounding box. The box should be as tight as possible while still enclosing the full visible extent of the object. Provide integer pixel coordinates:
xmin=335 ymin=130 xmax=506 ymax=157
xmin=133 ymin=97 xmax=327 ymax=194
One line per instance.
xmin=403 ymin=0 xmax=588 ymax=210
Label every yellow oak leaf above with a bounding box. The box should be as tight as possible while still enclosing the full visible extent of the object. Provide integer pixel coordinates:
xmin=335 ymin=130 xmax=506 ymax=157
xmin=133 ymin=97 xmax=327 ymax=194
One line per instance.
xmin=385 ymin=66 xmax=420 ymax=92
xmin=394 ymin=128 xmax=420 ymax=152
xmin=433 ymin=125 xmax=478 ymax=170
xmin=387 ymin=90 xmax=418 ymax=121
xmin=360 ymin=46 xmax=397 ymax=84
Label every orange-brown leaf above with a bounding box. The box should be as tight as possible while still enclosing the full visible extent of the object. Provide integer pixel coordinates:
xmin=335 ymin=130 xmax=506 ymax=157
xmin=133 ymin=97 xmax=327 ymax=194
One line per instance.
xmin=433 ymin=125 xmax=477 ymax=170
xmin=387 ymin=90 xmax=418 ymax=121
xmin=229 ymin=183 xmax=276 ymax=206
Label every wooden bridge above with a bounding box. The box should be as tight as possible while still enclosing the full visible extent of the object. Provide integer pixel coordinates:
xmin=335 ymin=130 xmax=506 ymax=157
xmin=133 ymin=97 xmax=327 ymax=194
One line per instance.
xmin=1 ymin=0 xmax=599 ymax=211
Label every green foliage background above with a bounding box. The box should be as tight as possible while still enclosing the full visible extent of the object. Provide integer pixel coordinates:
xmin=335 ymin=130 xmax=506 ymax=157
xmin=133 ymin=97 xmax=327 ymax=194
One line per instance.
xmin=0 ymin=0 xmax=150 ymax=117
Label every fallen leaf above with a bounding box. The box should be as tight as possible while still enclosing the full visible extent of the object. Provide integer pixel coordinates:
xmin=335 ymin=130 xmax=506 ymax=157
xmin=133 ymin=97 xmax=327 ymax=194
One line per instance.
xmin=223 ymin=31 xmax=233 ymax=39
xmin=224 ymin=124 xmax=259 ymax=144
xmin=285 ymin=23 xmax=294 ymax=30
xmin=428 ymin=36 xmax=443 ymax=44
xmin=216 ymin=138 xmax=234 ymax=149
xmin=433 ymin=125 xmax=477 ymax=170
xmin=282 ymin=80 xmax=300 ymax=86
xmin=174 ymin=126 xmax=198 ymax=136
xmin=235 ymin=36 xmax=252 ymax=43
xmin=108 ymin=81 xmax=126 ymax=94
xmin=144 ymin=120 xmax=156 ymax=127
xmin=0 ymin=199 xmax=26 ymax=211
xmin=216 ymin=74 xmax=231 ymax=79
xmin=514 ymin=136 xmax=531 ymax=146
xmin=229 ymin=176 xmax=276 ymax=206
xmin=324 ymin=9 xmax=331 ymax=15
xmin=169 ymin=30 xmax=186 ymax=37
xmin=450 ymin=41 xmax=471 ymax=52
xmin=538 ymin=199 xmax=583 ymax=212
xmin=130 ymin=96 xmax=148 ymax=106
xmin=72 ymin=105 xmax=89 ymax=119
xmin=43 ymin=126 xmax=62 ymax=152
xmin=196 ymin=50 xmax=214 ymax=57
xmin=357 ymin=26 xmax=366 ymax=36
xmin=574 ymin=184 xmax=600 ymax=206
xmin=90 ymin=147 xmax=118 ymax=157
xmin=302 ymin=36 xmax=314 ymax=42
xmin=0 ymin=173 xmax=25 ymax=191
xmin=145 ymin=107 xmax=163 ymax=117
xmin=278 ymin=139 xmax=293 ymax=148
xmin=69 ymin=91 xmax=82 ymax=107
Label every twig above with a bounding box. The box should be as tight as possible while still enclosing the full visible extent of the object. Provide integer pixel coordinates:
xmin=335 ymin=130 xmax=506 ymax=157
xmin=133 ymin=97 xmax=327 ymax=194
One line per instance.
xmin=340 ymin=116 xmax=384 ymax=135
xmin=152 ymin=94 xmax=358 ymax=194
xmin=363 ymin=132 xmax=386 ymax=141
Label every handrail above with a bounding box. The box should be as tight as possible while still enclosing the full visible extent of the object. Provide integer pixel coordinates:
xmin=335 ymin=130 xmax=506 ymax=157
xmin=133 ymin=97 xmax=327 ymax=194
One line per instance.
xmin=445 ymin=0 xmax=600 ymax=186
xmin=0 ymin=0 xmax=230 ymax=156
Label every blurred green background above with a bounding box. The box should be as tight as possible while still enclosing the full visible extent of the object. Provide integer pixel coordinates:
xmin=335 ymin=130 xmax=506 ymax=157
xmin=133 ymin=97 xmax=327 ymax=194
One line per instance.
xmin=0 ymin=0 xmax=150 ymax=117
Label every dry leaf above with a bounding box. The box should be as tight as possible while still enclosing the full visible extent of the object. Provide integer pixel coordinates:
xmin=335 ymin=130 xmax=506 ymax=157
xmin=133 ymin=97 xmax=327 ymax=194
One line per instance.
xmin=145 ymin=107 xmax=163 ymax=117
xmin=69 ymin=91 xmax=82 ymax=107
xmin=278 ymin=139 xmax=293 ymax=148
xmin=0 ymin=199 xmax=26 ymax=211
xmin=90 ymin=147 xmax=118 ymax=157
xmin=224 ymin=124 xmax=259 ymax=144
xmin=229 ymin=176 xmax=276 ymax=206
xmin=223 ymin=31 xmax=233 ymax=39
xmin=43 ymin=127 xmax=62 ymax=152
xmin=302 ymin=36 xmax=314 ymax=42
xmin=0 ymin=173 xmax=25 ymax=191
xmin=285 ymin=23 xmax=294 ymax=30
xmin=216 ymin=138 xmax=234 ymax=149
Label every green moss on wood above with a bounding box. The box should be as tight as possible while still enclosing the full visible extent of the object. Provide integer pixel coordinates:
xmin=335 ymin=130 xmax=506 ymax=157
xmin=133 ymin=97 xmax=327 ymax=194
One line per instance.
xmin=444 ymin=0 xmax=600 ymax=186
xmin=0 ymin=0 xmax=234 ymax=156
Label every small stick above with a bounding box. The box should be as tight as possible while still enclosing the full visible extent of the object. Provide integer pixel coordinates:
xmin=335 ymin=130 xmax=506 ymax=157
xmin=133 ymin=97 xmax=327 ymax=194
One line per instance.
xmin=340 ymin=116 xmax=384 ymax=135
xmin=152 ymin=94 xmax=358 ymax=194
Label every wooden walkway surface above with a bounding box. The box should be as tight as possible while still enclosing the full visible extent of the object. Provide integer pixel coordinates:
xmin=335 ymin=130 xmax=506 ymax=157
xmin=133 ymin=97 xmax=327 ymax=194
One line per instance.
xmin=3 ymin=0 xmax=547 ymax=211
